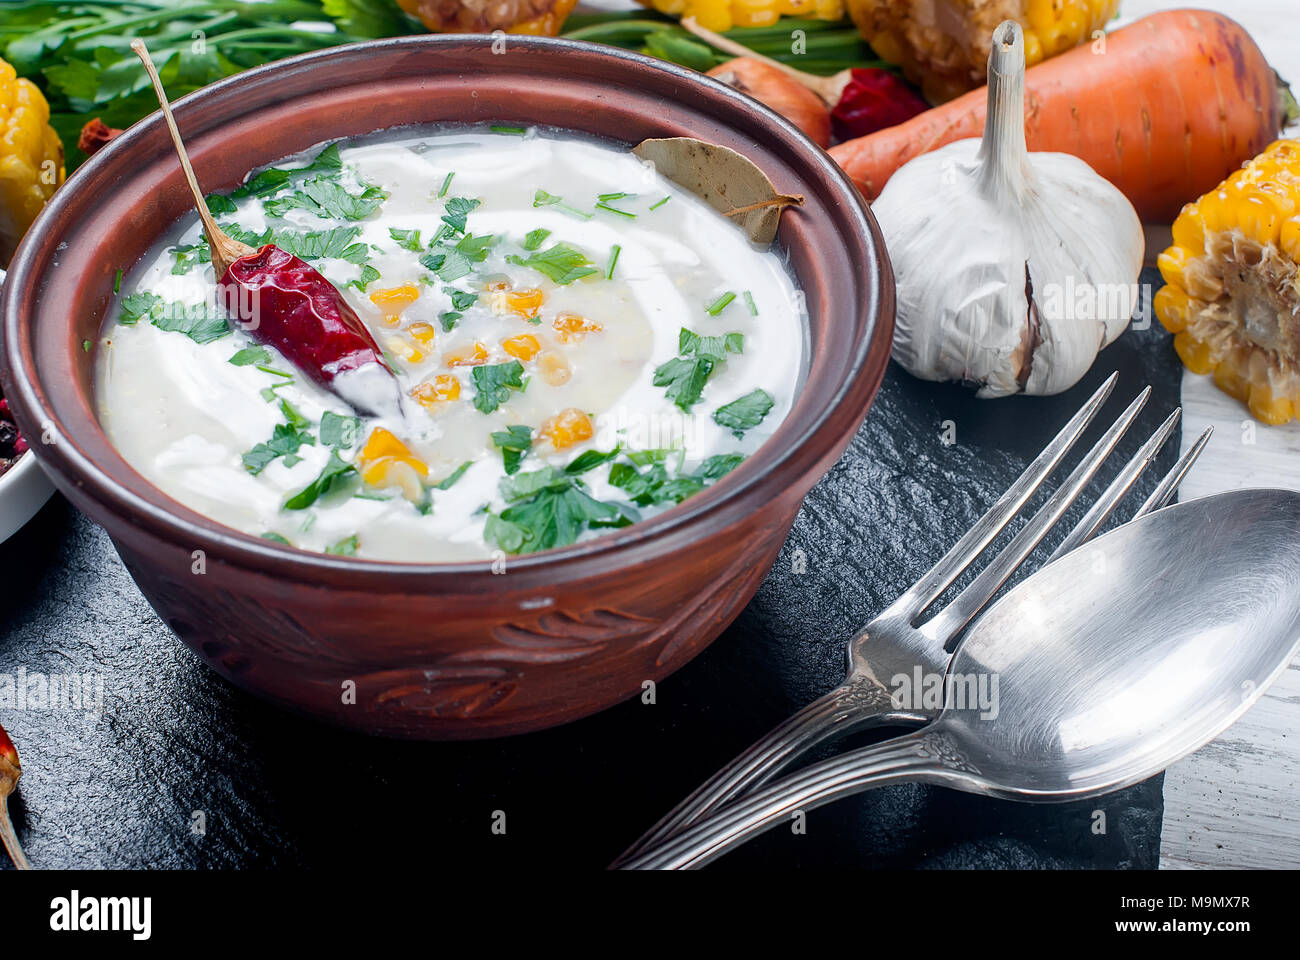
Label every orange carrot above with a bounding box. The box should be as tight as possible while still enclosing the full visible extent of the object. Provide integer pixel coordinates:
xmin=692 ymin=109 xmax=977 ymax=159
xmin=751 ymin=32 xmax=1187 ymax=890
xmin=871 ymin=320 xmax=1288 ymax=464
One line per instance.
xmin=829 ymin=10 xmax=1284 ymax=223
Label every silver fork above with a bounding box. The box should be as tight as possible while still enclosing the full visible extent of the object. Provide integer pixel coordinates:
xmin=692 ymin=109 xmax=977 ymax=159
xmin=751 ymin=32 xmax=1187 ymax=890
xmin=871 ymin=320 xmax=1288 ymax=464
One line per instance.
xmin=613 ymin=373 xmax=1212 ymax=867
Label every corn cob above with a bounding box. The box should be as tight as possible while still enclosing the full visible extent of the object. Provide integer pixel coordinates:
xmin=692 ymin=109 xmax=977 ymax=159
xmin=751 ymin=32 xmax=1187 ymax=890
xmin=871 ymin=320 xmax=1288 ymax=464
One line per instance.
xmin=637 ymin=0 xmax=845 ymax=33
xmin=847 ymin=0 xmax=1119 ymax=103
xmin=0 ymin=56 xmax=65 ymax=265
xmin=1155 ymin=139 xmax=1300 ymax=426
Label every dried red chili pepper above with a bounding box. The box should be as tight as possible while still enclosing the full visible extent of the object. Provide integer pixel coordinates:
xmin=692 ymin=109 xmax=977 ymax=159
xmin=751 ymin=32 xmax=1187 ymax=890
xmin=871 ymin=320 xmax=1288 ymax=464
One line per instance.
xmin=132 ymin=41 xmax=401 ymax=418
xmin=78 ymin=117 xmax=123 ymax=157
xmin=0 ymin=721 xmax=30 ymax=870
xmin=830 ymin=68 xmax=930 ymax=141
xmin=219 ymin=244 xmax=400 ymax=416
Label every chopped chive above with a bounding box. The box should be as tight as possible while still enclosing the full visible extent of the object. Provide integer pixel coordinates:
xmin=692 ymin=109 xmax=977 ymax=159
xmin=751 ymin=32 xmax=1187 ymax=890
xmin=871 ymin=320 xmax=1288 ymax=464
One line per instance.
xmin=113 ymin=268 xmax=123 ymax=294
xmin=524 ymin=314 xmax=542 ymax=325
xmin=595 ymin=201 xmax=636 ymax=219
xmin=82 ymin=339 xmax=92 ymax=352
xmin=256 ymin=364 xmax=294 ymax=378
xmin=706 ymin=292 xmax=737 ymax=316
xmin=598 ymin=192 xmax=636 ymax=202
xmin=490 ymin=125 xmax=527 ymax=135
xmin=438 ymin=172 xmax=455 ymax=198
xmin=744 ymin=290 xmax=758 ymax=316
xmin=649 ymin=196 xmax=670 ymax=210
xmin=606 ymin=244 xmax=621 ymax=279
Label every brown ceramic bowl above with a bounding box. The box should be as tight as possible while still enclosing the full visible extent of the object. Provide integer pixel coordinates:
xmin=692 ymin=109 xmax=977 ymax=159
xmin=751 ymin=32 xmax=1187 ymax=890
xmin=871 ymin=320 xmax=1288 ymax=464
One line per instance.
xmin=1 ymin=35 xmax=893 ymax=738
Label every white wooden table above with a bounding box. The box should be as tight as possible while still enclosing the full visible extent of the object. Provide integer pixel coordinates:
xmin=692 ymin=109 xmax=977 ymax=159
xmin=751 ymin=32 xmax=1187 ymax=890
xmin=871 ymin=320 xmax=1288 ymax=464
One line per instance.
xmin=1110 ymin=0 xmax=1300 ymax=871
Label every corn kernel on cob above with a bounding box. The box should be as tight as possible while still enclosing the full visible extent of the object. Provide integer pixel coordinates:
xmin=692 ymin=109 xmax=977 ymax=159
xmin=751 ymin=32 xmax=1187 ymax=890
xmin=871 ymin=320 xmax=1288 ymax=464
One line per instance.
xmin=847 ymin=0 xmax=1119 ymax=103
xmin=0 ymin=57 xmax=65 ymax=265
xmin=1155 ymin=140 xmax=1300 ymax=425
xmin=637 ymin=0 xmax=844 ymax=33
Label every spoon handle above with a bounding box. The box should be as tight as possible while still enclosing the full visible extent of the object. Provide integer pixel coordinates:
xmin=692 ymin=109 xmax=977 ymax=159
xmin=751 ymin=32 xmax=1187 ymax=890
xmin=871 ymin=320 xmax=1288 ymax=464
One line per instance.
xmin=617 ymin=730 xmax=964 ymax=870
xmin=612 ymin=676 xmax=916 ymax=866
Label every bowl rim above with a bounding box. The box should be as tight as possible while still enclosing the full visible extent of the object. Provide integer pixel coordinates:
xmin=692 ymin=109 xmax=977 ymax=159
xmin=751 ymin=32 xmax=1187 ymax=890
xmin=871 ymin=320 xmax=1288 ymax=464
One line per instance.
xmin=1 ymin=33 xmax=893 ymax=580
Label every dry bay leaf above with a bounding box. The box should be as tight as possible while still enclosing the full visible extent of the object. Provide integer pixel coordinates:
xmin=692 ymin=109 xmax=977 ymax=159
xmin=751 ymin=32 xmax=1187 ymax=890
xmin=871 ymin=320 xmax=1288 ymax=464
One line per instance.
xmin=632 ymin=138 xmax=804 ymax=244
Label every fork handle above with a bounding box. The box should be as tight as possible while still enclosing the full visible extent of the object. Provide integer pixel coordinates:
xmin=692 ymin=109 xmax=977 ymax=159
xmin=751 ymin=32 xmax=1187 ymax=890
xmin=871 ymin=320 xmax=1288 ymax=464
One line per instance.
xmin=611 ymin=676 xmax=911 ymax=866
xmin=618 ymin=730 xmax=953 ymax=870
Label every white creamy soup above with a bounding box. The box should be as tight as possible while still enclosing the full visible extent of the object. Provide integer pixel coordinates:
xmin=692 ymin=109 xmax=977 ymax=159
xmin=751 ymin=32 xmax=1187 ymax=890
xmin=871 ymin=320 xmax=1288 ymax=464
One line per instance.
xmin=95 ymin=128 xmax=807 ymax=561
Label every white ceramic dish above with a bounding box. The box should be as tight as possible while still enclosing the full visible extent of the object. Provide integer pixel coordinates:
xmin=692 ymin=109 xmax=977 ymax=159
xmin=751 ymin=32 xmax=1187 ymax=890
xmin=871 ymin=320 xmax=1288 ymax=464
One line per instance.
xmin=0 ymin=268 xmax=55 ymax=543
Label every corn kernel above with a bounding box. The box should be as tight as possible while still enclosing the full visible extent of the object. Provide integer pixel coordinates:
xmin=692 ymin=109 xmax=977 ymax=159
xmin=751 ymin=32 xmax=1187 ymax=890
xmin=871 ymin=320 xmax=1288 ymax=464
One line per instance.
xmin=1171 ymin=203 xmax=1206 ymax=253
xmin=410 ymin=374 xmax=461 ymax=411
xmin=1156 ymin=247 xmax=1189 ymax=289
xmin=384 ymin=335 xmax=424 ymax=364
xmin=408 ymin=321 xmax=437 ymax=346
xmin=1282 ymin=216 xmax=1300 ymax=263
xmin=370 ymin=283 xmax=420 ymax=326
xmin=537 ymin=351 xmax=571 ymax=386
xmin=1172 ymin=332 xmax=1213 ymax=375
xmin=445 ymin=342 xmax=489 ymax=367
xmin=505 ymin=288 xmax=544 ymax=318
xmin=553 ymin=312 xmax=603 ymax=342
xmin=1248 ymin=382 xmax=1295 ymax=426
xmin=502 ymin=333 xmax=542 ymax=361
xmin=539 ymin=408 xmax=593 ymax=450
xmin=1154 ymin=285 xmax=1190 ymax=334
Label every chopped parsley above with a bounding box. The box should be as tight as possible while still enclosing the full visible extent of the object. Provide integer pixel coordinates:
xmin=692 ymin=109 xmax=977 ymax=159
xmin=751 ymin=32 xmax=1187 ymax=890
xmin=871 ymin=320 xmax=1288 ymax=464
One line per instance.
xmin=484 ymin=467 xmax=624 ymax=555
xmin=507 ymin=242 xmax=599 ymax=285
xmin=744 ymin=290 xmax=758 ymax=316
xmin=564 ymin=446 xmax=621 ymax=475
xmin=151 ymin=301 xmax=230 ymax=344
xmin=440 ymin=197 xmax=481 ymax=234
xmin=439 ymin=311 xmax=462 ymax=332
xmin=325 ymin=534 xmax=360 ymax=556
xmin=471 ymin=361 xmax=526 ymax=414
xmin=608 ymin=452 xmax=743 ymax=506
xmin=713 ymin=389 xmax=774 ymax=439
xmin=491 ymin=424 xmax=533 ymax=475
xmin=119 ymin=291 xmax=161 ymax=325
xmin=205 ymin=193 xmax=237 ymax=215
xmin=320 ymin=411 xmax=362 ymax=449
xmin=231 ymin=143 xmax=343 ymax=200
xmin=284 ymin=449 xmax=356 ymax=510
xmin=706 ymin=291 xmax=737 ymax=316
xmin=264 ymin=177 xmax=388 ymax=221
xmin=229 ymin=345 xmax=273 ymax=367
xmin=388 ymin=227 xmax=424 ymax=251
xmin=523 ymin=228 xmax=550 ymax=251
xmin=652 ymin=328 xmax=744 ymax=411
xmin=447 ymin=289 xmax=478 ymax=311
xmin=435 ymin=461 xmax=473 ymax=490
xmin=261 ymin=532 xmax=292 ymax=546
xmin=243 ymin=420 xmax=315 ymax=475
xmin=532 ymin=189 xmax=593 ymax=220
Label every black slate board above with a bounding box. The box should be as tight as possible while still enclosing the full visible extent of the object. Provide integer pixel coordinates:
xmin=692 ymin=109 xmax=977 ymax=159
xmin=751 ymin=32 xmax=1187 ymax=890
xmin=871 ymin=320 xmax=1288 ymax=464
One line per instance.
xmin=0 ymin=271 xmax=1178 ymax=870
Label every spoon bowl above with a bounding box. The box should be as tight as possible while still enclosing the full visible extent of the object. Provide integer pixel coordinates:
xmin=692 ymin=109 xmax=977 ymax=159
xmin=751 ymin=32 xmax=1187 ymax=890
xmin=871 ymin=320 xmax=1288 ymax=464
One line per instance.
xmin=623 ymin=489 xmax=1300 ymax=868
xmin=946 ymin=487 xmax=1300 ymax=799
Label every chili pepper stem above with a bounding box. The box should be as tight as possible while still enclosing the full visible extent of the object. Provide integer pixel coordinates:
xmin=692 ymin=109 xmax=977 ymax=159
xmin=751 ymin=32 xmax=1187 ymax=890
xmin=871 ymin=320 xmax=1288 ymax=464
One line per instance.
xmin=681 ymin=17 xmax=851 ymax=107
xmin=132 ymin=39 xmax=254 ymax=276
xmin=0 ymin=754 xmax=30 ymax=870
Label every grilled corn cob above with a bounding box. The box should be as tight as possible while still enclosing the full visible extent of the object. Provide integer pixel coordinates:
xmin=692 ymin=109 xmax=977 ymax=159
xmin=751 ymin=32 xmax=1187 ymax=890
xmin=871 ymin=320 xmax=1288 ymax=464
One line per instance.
xmin=847 ymin=0 xmax=1119 ymax=102
xmin=637 ymin=0 xmax=845 ymax=33
xmin=0 ymin=57 xmax=65 ymax=265
xmin=1155 ymin=139 xmax=1300 ymax=425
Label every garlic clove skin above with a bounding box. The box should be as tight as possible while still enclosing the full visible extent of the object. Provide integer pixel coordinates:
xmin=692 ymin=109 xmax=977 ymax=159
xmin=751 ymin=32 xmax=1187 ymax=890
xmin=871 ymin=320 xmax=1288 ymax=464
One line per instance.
xmin=873 ymin=20 xmax=1144 ymax=398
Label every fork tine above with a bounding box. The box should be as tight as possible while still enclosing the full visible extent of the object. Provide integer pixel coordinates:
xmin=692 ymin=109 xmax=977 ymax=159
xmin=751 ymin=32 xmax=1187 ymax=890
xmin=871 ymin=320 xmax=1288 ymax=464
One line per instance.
xmin=1047 ymin=408 xmax=1182 ymax=562
xmin=1136 ymin=426 xmax=1214 ymax=517
xmin=923 ymin=386 xmax=1151 ymax=643
xmin=898 ymin=372 xmax=1118 ymax=617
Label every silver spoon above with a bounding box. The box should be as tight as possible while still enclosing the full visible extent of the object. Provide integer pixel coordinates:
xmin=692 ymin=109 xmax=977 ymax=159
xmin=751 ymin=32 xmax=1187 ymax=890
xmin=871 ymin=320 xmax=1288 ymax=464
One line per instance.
xmin=621 ymin=488 xmax=1300 ymax=870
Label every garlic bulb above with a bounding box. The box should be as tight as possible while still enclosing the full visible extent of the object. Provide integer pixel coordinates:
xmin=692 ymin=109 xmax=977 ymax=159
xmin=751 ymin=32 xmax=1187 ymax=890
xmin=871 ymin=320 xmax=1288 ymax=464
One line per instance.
xmin=873 ymin=20 xmax=1144 ymax=397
